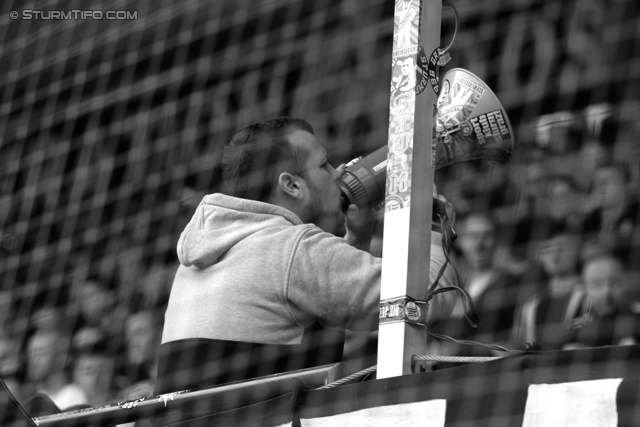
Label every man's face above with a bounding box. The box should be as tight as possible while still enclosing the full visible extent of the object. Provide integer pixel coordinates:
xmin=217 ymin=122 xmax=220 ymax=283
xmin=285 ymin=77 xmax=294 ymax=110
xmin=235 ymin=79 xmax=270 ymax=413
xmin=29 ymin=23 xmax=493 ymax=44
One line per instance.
xmin=591 ymin=166 xmax=626 ymax=206
xmin=76 ymin=281 xmax=115 ymax=324
xmin=539 ymin=234 xmax=580 ymax=277
xmin=125 ymin=312 xmax=160 ymax=365
xmin=459 ymin=216 xmax=496 ymax=271
xmin=289 ymin=130 xmax=346 ymax=236
xmin=74 ymin=354 xmax=115 ymax=392
xmin=583 ymin=257 xmax=626 ymax=316
xmin=27 ymin=334 xmax=63 ymax=381
xmin=547 ymin=179 xmax=579 ymax=219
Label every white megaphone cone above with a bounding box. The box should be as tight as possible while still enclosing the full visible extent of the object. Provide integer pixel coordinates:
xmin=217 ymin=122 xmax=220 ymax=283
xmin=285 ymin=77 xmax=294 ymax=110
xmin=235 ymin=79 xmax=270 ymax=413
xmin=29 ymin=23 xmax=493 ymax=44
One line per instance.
xmin=433 ymin=68 xmax=514 ymax=169
xmin=341 ymin=68 xmax=515 ymax=210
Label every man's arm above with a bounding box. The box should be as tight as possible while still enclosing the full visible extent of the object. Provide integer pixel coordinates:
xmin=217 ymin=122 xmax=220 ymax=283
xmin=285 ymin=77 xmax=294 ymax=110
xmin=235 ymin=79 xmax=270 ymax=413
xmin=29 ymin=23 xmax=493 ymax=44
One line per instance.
xmin=287 ymin=228 xmax=382 ymax=332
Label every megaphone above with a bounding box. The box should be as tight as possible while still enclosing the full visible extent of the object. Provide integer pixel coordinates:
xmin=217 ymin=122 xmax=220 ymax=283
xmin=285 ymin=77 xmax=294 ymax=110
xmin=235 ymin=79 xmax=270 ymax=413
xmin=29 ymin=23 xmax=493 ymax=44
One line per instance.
xmin=341 ymin=68 xmax=514 ymax=213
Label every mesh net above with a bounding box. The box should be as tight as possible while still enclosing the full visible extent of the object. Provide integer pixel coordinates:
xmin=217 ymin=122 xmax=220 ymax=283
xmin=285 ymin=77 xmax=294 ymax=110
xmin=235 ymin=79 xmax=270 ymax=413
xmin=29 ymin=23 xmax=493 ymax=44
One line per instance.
xmin=1 ymin=0 xmax=639 ymax=425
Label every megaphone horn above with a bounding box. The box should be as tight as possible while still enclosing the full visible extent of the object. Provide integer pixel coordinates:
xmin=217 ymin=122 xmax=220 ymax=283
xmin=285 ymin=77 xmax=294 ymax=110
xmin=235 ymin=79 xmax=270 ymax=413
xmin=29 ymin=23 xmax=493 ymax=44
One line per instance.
xmin=434 ymin=68 xmax=514 ymax=169
xmin=341 ymin=68 xmax=514 ymax=211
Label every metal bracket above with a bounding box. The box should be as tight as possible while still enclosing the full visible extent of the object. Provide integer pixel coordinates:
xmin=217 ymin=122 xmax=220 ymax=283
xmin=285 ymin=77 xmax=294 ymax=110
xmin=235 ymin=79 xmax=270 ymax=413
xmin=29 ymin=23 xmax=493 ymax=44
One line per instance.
xmin=379 ymin=297 xmax=429 ymax=326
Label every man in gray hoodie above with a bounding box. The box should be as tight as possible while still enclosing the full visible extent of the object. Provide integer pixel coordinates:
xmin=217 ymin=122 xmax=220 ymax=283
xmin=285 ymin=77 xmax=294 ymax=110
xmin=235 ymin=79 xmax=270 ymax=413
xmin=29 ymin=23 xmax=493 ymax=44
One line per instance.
xmin=155 ymin=117 xmax=455 ymax=393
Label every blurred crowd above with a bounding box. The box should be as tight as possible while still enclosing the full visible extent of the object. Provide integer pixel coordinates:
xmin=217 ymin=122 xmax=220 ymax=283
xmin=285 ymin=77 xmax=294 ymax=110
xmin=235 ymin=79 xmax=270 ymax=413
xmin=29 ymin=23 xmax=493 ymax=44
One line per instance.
xmin=0 ymin=104 xmax=639 ymax=412
xmin=429 ymin=104 xmax=640 ymax=362
xmin=0 ymin=266 xmax=171 ymax=415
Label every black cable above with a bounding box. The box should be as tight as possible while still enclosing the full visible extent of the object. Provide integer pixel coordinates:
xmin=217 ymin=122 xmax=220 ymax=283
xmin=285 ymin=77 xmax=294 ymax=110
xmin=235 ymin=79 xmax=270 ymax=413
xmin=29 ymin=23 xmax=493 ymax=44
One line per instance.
xmin=425 ymin=211 xmax=479 ymax=328
xmin=402 ymin=203 xmax=523 ymax=355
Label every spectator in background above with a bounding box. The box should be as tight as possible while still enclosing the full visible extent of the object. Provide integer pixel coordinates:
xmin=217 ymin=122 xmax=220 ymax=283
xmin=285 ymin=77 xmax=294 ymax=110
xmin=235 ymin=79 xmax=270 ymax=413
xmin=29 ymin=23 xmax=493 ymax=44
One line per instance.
xmin=574 ymin=139 xmax=612 ymax=193
xmin=117 ymin=309 xmax=164 ymax=400
xmin=570 ymin=253 xmax=640 ymax=347
xmin=510 ymin=226 xmax=584 ymax=350
xmin=67 ymin=274 xmax=127 ymax=354
xmin=69 ymin=275 xmax=115 ymax=329
xmin=581 ymin=162 xmax=640 ymax=269
xmin=64 ymin=340 xmax=120 ymax=408
xmin=544 ymin=174 xmax=586 ymax=232
xmin=536 ymin=226 xmax=583 ymax=299
xmin=581 ymin=254 xmax=630 ymax=317
xmin=503 ymin=173 xmax=587 ymax=278
xmin=30 ymin=304 xmax=68 ymax=335
xmin=23 ymin=329 xmax=83 ymax=411
xmin=428 ymin=213 xmax=539 ymax=359
xmin=42 ymin=341 xmax=119 ymax=411
xmin=502 ymin=147 xmax=557 ymax=271
xmin=515 ymin=252 xmax=639 ymax=350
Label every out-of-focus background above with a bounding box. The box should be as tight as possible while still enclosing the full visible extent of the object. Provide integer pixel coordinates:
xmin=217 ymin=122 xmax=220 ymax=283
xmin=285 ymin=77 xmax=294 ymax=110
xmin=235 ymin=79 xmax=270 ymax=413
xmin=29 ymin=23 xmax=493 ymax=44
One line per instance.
xmin=0 ymin=0 xmax=639 ymax=417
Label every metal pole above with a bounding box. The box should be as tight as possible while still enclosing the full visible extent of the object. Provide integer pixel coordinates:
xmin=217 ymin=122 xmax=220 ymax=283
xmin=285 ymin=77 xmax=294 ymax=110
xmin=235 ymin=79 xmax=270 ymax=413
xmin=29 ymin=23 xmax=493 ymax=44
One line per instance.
xmin=377 ymin=0 xmax=442 ymax=379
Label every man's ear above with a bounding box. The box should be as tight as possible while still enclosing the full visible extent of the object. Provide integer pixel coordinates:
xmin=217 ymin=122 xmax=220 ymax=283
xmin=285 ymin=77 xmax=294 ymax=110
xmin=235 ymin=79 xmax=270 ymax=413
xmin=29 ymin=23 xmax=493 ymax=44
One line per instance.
xmin=277 ymin=172 xmax=305 ymax=200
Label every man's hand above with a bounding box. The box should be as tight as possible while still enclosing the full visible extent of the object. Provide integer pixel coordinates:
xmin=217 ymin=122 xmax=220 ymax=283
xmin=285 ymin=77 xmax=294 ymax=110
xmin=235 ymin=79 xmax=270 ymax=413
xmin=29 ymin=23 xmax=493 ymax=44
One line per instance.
xmin=344 ymin=203 xmax=377 ymax=252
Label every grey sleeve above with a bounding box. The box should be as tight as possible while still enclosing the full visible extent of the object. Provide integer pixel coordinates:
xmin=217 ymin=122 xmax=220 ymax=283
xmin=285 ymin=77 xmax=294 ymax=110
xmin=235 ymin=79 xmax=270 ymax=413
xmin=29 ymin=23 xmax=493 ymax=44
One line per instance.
xmin=286 ymin=227 xmax=382 ymax=332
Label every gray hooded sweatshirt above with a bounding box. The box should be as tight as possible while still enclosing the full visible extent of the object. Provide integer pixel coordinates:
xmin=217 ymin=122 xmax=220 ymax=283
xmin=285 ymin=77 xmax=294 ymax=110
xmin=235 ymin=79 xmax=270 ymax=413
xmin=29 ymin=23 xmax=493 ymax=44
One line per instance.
xmin=157 ymin=193 xmax=449 ymax=391
xmin=162 ymin=193 xmax=381 ymax=345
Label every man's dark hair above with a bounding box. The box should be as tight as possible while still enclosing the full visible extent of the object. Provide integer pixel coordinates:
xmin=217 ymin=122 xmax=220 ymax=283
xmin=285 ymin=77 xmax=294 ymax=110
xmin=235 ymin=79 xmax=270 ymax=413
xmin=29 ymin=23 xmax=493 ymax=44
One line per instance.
xmin=222 ymin=117 xmax=314 ymax=202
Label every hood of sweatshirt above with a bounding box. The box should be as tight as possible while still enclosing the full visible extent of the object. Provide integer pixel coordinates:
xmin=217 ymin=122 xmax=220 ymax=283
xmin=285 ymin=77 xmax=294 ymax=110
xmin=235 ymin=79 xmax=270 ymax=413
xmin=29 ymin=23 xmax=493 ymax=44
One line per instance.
xmin=177 ymin=193 xmax=303 ymax=269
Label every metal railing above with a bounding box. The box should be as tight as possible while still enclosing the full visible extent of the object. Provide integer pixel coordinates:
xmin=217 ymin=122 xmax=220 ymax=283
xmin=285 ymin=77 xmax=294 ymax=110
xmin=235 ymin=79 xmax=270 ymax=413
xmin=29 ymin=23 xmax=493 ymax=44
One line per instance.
xmin=32 ymin=363 xmax=345 ymax=426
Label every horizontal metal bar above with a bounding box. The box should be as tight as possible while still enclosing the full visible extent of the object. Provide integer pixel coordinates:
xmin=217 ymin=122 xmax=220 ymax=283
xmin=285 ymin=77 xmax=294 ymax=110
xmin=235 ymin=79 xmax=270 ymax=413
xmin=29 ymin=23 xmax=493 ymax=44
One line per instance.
xmin=33 ymin=363 xmax=345 ymax=426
